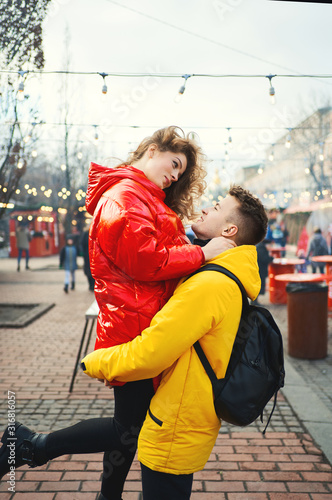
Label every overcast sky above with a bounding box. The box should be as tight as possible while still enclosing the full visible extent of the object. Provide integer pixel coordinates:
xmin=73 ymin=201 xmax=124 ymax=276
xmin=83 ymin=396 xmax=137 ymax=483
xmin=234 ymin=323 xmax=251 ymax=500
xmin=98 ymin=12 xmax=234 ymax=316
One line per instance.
xmin=34 ymin=0 xmax=332 ymax=178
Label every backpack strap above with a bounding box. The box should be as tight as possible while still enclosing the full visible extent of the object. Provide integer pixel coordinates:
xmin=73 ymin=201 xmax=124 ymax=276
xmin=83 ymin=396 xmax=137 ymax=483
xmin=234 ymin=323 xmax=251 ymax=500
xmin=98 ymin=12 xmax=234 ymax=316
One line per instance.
xmin=187 ymin=264 xmax=250 ymax=313
xmin=185 ymin=264 xmax=250 ymax=381
xmin=193 ymin=341 xmax=219 ymax=383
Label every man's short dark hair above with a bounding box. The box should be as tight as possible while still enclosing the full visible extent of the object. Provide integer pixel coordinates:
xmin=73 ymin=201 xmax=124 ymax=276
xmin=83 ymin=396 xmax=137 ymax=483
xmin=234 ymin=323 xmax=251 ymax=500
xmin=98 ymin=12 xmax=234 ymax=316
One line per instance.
xmin=227 ymin=185 xmax=268 ymax=246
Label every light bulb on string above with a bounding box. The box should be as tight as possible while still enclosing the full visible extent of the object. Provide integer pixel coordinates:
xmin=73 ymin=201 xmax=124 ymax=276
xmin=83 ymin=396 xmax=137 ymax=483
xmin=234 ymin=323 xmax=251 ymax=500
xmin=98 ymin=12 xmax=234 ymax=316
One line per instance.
xmin=93 ymin=125 xmax=99 ymax=145
xmin=285 ymin=128 xmax=292 ymax=148
xmin=17 ymin=70 xmax=28 ymax=102
xmin=227 ymin=128 xmax=233 ymax=149
xmin=269 ymin=144 xmax=275 ymax=161
xmin=174 ymin=74 xmax=191 ymax=103
xmin=266 ymin=74 xmax=276 ymax=105
xmin=99 ymin=72 xmax=108 ymax=96
xmin=224 ymin=143 xmax=229 ymax=161
xmin=17 ymin=81 xmax=25 ymax=101
xmin=319 ymin=142 xmax=324 ymax=161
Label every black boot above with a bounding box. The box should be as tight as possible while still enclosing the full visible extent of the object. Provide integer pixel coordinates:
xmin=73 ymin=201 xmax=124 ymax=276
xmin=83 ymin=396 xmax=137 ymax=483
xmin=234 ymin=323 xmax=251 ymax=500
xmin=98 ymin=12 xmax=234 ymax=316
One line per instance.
xmin=71 ymin=282 xmax=75 ymax=290
xmin=0 ymin=422 xmax=49 ymax=480
xmin=64 ymin=284 xmax=69 ymax=293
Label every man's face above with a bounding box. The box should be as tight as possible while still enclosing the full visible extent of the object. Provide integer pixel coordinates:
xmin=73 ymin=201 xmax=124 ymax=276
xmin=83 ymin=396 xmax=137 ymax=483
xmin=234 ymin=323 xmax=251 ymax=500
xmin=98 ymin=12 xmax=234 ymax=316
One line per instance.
xmin=192 ymin=195 xmax=240 ymax=239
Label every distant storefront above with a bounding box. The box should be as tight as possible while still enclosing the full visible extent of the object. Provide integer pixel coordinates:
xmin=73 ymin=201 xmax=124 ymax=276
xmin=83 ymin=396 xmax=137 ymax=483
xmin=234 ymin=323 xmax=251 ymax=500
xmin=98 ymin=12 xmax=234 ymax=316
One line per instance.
xmin=9 ymin=206 xmax=65 ymax=258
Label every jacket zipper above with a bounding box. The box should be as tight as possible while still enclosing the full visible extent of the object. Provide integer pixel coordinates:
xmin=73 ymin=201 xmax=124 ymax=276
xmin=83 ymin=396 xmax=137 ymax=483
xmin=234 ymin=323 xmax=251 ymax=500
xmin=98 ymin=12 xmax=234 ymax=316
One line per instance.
xmin=148 ymin=408 xmax=163 ymax=427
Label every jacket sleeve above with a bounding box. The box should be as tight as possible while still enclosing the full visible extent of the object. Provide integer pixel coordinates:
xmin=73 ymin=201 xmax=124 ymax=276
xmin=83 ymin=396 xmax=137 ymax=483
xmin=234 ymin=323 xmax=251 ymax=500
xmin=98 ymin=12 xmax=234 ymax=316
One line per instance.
xmin=94 ymin=194 xmax=204 ymax=281
xmin=81 ymin=271 xmax=236 ymax=382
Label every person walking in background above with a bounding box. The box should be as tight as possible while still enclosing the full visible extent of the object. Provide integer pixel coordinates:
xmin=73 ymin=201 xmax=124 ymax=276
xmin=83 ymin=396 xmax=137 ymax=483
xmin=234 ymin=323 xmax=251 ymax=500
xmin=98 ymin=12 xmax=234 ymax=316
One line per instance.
xmin=80 ymin=222 xmax=95 ymax=291
xmin=306 ymin=227 xmax=329 ymax=273
xmin=251 ymin=238 xmax=273 ymax=305
xmin=15 ymin=221 xmax=31 ymax=272
xmin=59 ymin=237 xmax=78 ymax=293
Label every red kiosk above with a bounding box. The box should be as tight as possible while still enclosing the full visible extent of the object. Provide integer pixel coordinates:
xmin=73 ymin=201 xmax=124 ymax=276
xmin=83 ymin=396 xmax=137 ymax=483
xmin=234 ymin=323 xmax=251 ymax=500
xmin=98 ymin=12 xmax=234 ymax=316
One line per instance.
xmin=9 ymin=206 xmax=65 ymax=258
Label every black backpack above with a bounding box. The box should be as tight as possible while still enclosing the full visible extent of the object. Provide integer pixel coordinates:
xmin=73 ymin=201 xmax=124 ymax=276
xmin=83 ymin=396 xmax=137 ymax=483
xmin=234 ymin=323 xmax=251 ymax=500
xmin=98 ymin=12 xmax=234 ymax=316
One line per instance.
xmin=186 ymin=263 xmax=285 ymax=434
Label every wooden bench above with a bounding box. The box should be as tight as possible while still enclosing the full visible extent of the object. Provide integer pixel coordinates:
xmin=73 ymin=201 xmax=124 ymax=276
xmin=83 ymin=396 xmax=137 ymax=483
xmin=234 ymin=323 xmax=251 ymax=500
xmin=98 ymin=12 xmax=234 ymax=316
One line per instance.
xmin=69 ymin=300 xmax=99 ymax=392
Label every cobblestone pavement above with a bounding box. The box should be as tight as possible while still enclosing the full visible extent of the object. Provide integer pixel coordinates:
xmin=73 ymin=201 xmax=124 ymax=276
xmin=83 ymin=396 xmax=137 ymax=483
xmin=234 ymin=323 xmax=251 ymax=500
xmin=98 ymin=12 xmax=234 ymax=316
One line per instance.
xmin=0 ymin=254 xmax=331 ymax=499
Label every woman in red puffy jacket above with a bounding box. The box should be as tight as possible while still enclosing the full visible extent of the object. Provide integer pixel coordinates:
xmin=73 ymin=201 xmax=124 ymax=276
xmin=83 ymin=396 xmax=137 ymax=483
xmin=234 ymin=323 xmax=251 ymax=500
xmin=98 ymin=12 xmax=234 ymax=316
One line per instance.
xmin=0 ymin=127 xmax=232 ymax=500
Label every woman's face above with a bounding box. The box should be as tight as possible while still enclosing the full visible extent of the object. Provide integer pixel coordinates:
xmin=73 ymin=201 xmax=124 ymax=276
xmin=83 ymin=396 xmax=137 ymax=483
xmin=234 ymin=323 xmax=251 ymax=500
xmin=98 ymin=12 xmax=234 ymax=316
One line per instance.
xmin=143 ymin=147 xmax=187 ymax=190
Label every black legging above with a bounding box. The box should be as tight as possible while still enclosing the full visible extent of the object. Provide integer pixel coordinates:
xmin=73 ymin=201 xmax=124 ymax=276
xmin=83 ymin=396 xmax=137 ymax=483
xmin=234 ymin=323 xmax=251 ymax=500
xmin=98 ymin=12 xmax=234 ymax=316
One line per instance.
xmin=45 ymin=379 xmax=154 ymax=500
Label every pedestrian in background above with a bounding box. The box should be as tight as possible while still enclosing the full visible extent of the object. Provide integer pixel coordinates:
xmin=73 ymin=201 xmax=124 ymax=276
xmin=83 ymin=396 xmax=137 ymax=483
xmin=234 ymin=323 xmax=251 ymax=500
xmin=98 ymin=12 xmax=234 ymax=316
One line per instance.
xmin=252 ymin=238 xmax=273 ymax=305
xmin=80 ymin=223 xmax=95 ymax=292
xmin=15 ymin=221 xmax=31 ymax=272
xmin=306 ymin=227 xmax=329 ymax=273
xmin=59 ymin=237 xmax=78 ymax=293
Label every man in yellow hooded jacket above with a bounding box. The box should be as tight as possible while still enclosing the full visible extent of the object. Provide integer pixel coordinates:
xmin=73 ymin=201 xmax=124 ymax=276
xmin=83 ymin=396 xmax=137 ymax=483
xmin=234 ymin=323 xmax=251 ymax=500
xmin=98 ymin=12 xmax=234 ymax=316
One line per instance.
xmin=81 ymin=185 xmax=268 ymax=500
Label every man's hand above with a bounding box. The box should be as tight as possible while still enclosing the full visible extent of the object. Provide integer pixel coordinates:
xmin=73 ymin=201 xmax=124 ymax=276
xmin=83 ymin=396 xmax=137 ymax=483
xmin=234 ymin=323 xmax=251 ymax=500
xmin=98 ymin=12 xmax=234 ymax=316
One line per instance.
xmin=98 ymin=378 xmax=113 ymax=388
xmin=201 ymin=236 xmax=236 ymax=262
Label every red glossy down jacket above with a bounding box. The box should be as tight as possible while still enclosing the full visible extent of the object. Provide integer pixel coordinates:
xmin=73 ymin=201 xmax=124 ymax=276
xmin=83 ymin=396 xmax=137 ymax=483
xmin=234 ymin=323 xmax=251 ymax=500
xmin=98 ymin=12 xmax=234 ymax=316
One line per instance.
xmin=86 ymin=162 xmax=205 ymax=351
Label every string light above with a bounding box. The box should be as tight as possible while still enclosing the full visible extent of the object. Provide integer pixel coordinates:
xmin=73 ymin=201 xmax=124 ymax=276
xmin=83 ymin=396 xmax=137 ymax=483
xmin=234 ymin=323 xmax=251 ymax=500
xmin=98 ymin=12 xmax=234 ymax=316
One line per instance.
xmin=17 ymin=70 xmax=28 ymax=102
xmin=17 ymin=81 xmax=25 ymax=101
xmin=99 ymin=72 xmax=108 ymax=95
xmin=174 ymin=74 xmax=191 ymax=103
xmin=93 ymin=125 xmax=99 ymax=145
xmin=266 ymin=74 xmax=276 ymax=105
xmin=269 ymin=144 xmax=275 ymax=161
xmin=319 ymin=142 xmax=324 ymax=161
xmin=285 ymin=128 xmax=292 ymax=148
xmin=2 ymin=69 xmax=332 ymax=109
xmin=227 ymin=128 xmax=232 ymax=148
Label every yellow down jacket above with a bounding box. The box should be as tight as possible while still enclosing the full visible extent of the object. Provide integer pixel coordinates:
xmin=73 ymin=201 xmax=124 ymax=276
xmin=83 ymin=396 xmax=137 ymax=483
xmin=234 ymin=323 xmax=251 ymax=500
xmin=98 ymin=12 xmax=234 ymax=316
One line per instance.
xmin=82 ymin=245 xmax=261 ymax=474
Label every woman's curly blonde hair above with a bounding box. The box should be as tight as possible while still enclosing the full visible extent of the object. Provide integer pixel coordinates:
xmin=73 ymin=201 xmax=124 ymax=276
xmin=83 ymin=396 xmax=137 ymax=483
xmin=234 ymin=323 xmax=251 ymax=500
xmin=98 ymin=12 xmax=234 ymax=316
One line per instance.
xmin=127 ymin=126 xmax=207 ymax=221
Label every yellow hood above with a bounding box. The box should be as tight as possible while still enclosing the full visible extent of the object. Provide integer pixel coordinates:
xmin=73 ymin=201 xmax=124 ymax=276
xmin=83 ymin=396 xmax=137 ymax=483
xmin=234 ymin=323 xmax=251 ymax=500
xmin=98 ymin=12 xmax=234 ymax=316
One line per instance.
xmin=207 ymin=244 xmax=260 ymax=301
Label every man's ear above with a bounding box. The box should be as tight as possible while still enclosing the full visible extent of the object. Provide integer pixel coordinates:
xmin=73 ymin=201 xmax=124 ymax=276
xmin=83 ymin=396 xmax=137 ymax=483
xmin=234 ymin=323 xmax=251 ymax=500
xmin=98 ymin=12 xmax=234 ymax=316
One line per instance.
xmin=221 ymin=224 xmax=238 ymax=238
